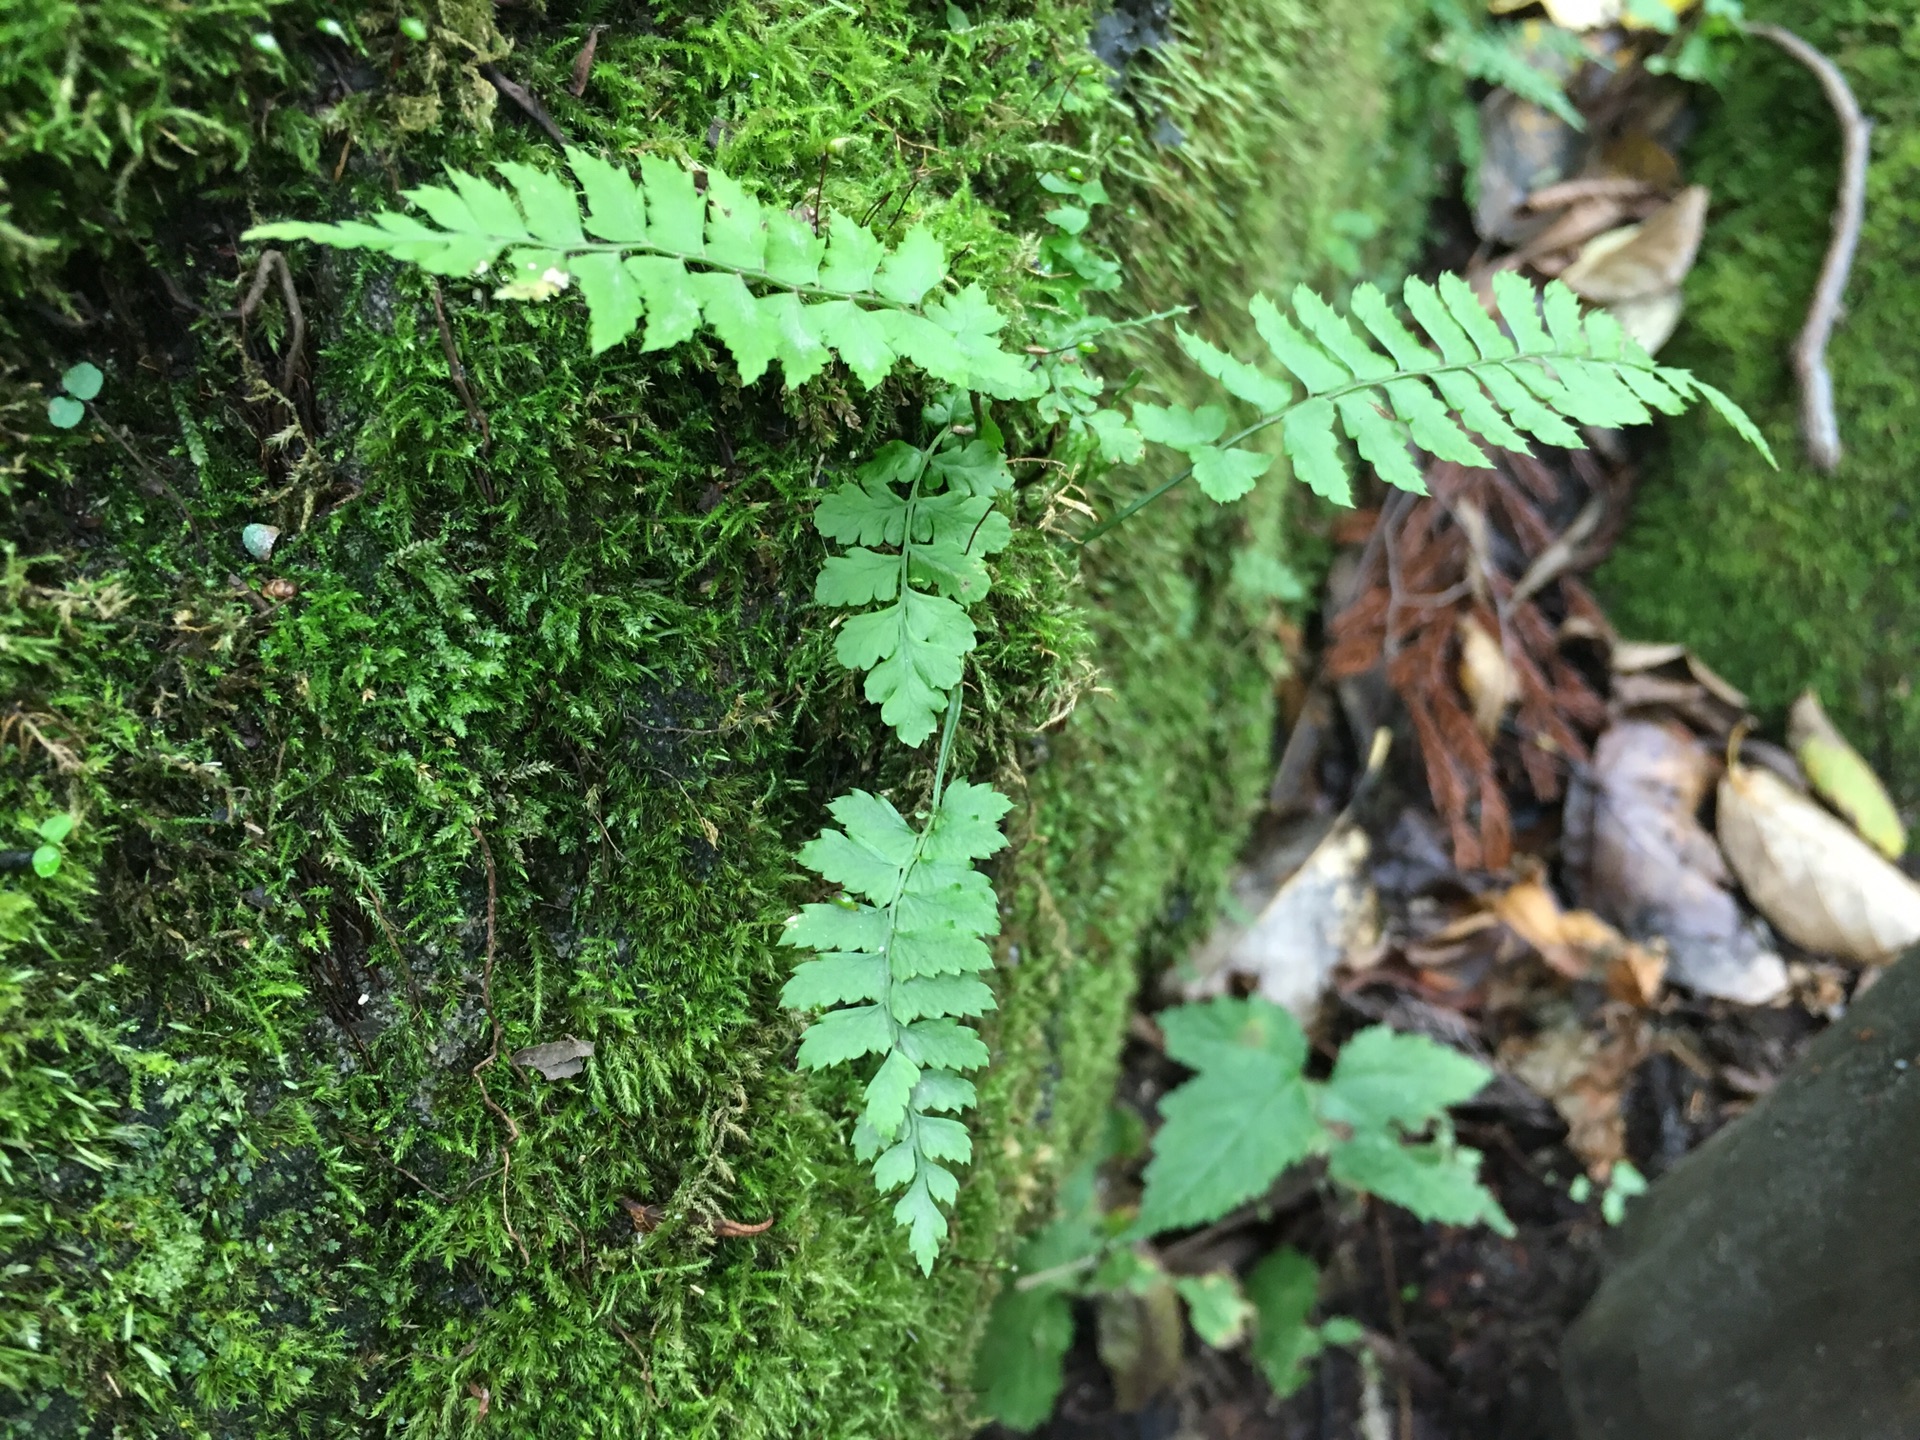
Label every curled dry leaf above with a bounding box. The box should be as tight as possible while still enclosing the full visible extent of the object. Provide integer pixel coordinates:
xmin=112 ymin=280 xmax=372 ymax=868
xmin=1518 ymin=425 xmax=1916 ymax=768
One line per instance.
xmin=617 ymin=1196 xmax=776 ymax=1238
xmin=1187 ymin=823 xmax=1379 ymax=1017
xmin=1487 ymin=872 xmax=1664 ymax=1000
xmin=1501 ymin=1015 xmax=1647 ymax=1177
xmin=1560 ymin=186 xmax=1708 ymax=300
xmin=509 ymin=1035 xmax=595 ymax=1080
xmin=1788 ymin=691 xmax=1905 ymax=859
xmin=1566 ymin=722 xmax=1788 ymax=1005
xmin=1717 ymin=756 xmax=1920 ymax=965
xmin=1458 ymin=615 xmax=1518 ymax=741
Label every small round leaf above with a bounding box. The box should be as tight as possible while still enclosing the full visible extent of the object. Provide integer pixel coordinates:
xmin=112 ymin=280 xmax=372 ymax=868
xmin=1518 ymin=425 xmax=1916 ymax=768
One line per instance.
xmin=398 ymin=16 xmax=428 ymax=39
xmin=61 ymin=362 xmax=104 ymax=400
xmin=31 ymin=845 xmax=61 ymax=878
xmin=47 ymin=396 xmax=85 ymax=429
xmin=37 ymin=813 xmax=73 ymax=845
xmin=241 ymin=523 xmax=282 ymax=561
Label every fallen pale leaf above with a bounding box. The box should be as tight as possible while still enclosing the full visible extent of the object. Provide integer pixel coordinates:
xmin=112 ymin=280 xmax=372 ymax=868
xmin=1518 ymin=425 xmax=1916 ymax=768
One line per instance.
xmin=1457 ymin=615 xmax=1517 ymax=740
xmin=1487 ymin=872 xmax=1664 ymax=998
xmin=1502 ymin=1016 xmax=1646 ymax=1176
xmin=1717 ymin=757 xmax=1920 ymax=964
xmin=1788 ymin=691 xmax=1906 ymax=859
xmin=509 ymin=1035 xmax=595 ymax=1080
xmin=1566 ymin=721 xmax=1787 ymax=1004
xmin=1188 ymin=823 xmax=1379 ymax=1017
xmin=1560 ymin=187 xmax=1709 ymax=304
xmin=1607 ymin=288 xmax=1684 ymax=355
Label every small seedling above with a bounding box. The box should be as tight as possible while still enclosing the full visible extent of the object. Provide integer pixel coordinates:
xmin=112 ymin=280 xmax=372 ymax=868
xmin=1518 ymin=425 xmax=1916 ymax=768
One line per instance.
xmin=1570 ymin=1160 xmax=1649 ymax=1225
xmin=47 ymin=363 xmax=102 ymax=429
xmin=32 ymin=813 xmax=74 ymax=878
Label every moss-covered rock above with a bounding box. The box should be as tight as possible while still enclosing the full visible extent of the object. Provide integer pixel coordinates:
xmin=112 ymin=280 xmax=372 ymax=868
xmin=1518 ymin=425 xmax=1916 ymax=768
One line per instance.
xmin=0 ymin=2 xmax=1439 ymax=1434
xmin=1604 ymin=0 xmax=1920 ymax=792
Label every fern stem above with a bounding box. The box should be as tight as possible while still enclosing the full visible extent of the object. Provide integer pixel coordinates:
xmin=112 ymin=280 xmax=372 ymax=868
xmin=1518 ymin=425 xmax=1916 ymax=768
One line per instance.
xmin=1074 ymin=349 xmax=1609 ymax=545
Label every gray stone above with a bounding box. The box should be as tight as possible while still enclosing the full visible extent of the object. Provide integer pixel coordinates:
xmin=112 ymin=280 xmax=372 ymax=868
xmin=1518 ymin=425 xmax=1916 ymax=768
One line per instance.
xmin=1562 ymin=957 xmax=1920 ymax=1439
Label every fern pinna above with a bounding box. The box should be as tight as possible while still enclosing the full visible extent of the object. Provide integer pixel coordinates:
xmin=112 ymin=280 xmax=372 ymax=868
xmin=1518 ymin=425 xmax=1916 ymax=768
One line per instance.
xmin=779 ymin=700 xmax=1010 ymax=1272
xmin=250 ymin=148 xmax=1768 ymax=1274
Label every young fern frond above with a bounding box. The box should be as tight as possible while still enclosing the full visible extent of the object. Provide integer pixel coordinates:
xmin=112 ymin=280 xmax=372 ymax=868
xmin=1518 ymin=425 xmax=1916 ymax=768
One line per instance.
xmin=779 ymin=699 xmax=1012 ymax=1273
xmin=813 ymin=430 xmax=1014 ymax=747
xmin=246 ymin=149 xmax=1043 ymax=400
xmin=1088 ymin=272 xmax=1773 ymax=540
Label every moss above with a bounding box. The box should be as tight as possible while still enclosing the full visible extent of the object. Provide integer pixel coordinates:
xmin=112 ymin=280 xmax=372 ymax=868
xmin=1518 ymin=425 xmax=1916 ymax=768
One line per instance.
xmin=1603 ymin=0 xmax=1920 ymax=792
xmin=0 ymin=1 xmax=1442 ymax=1434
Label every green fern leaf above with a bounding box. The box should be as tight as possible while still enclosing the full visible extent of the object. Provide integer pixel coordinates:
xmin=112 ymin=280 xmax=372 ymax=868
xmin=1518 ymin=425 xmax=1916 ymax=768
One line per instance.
xmin=247 ymin=152 xmax=1040 ymax=398
xmin=815 ymin=437 xmax=1012 ymax=748
xmin=781 ymin=768 xmax=1012 ymax=1272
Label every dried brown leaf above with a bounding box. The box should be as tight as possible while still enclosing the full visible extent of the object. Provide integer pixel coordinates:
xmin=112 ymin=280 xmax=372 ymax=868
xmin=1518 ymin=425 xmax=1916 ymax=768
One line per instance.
xmin=509 ymin=1035 xmax=594 ymax=1080
xmin=1717 ymin=758 xmax=1920 ymax=964
xmin=1560 ymin=186 xmax=1709 ymax=303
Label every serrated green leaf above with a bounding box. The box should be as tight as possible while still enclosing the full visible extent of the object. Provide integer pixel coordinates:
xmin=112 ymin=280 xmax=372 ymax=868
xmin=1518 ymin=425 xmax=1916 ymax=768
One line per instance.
xmin=1176 ymin=327 xmax=1294 ymax=412
xmin=764 ymin=209 xmax=825 ymax=287
xmin=639 ymin=154 xmax=704 ymax=253
xmin=1281 ymin=398 xmax=1351 ymax=504
xmin=1476 ymin=365 xmax=1584 ymax=447
xmin=565 ymin=146 xmax=647 ymax=242
xmin=1402 ymin=277 xmax=1477 ymax=365
xmin=1176 ymin=1272 xmax=1255 ymax=1348
xmin=912 ymin=1069 xmax=977 ymax=1113
xmin=1159 ymin=996 xmax=1307 ymax=1072
xmin=1318 ymin=1026 xmax=1490 ymax=1132
xmin=405 ymin=181 xmax=478 ymax=234
xmin=1337 ymin=393 xmax=1426 ymax=494
xmin=819 ymin=211 xmax=884 ymax=292
xmin=895 ymin=1174 xmax=949 ymax=1274
xmin=827 ymin=790 xmax=919 ymax=864
xmin=758 ymin=291 xmax=833 ymax=386
xmin=626 ymin=255 xmax=703 ymax=350
xmin=703 ymin=169 xmax=768 ymax=271
xmin=1191 ymin=445 xmax=1273 ymax=502
xmin=781 ymin=953 xmax=889 ymax=1009
xmin=891 ymin=927 xmax=993 ymax=977
xmin=874 ymin=1138 xmax=917 ymax=1192
xmin=1349 ymin=283 xmax=1438 ymax=370
xmin=1439 ymin=272 xmax=1514 ymax=360
xmin=1132 ymin=402 xmax=1227 ymax=451
xmin=976 ymin=1278 xmax=1077 ymax=1427
xmin=863 ymin=1049 xmax=921 ymax=1138
xmin=816 ymin=548 xmax=901 ymax=606
xmin=1430 ymin=369 xmax=1531 ymax=453
xmin=495 ymin=160 xmax=584 ymax=246
xmin=874 ymin=310 xmax=973 ymax=389
xmin=796 ymin=1004 xmax=894 ymax=1069
xmin=571 ymin=251 xmax=643 ymax=353
xmin=1246 ymin=1248 xmax=1323 ymax=1397
xmin=1136 ymin=1052 xmax=1320 ymax=1233
xmin=928 ymin=438 xmax=1012 ymax=497
xmin=1045 ymin=204 xmax=1090 ymax=235
xmin=892 ymin=974 xmax=996 ymax=1022
xmin=1490 ymin=272 xmax=1551 ymax=354
xmin=1690 ymin=379 xmax=1776 ymax=467
xmin=1383 ymin=378 xmax=1490 ymax=466
xmin=807 ymin=300 xmax=896 ymax=388
xmin=796 ymin=829 xmax=906 ymax=903
xmin=1328 ymin=1135 xmax=1513 ymax=1235
xmin=915 ymin=1113 xmax=973 ymax=1163
xmin=1085 ymin=407 xmax=1145 ymax=464
xmin=1611 ymin=362 xmax=1688 ymax=415
xmin=1541 ymin=281 xmax=1586 ymax=353
xmin=1250 ymin=294 xmax=1347 ymax=394
xmin=451 ymin=170 xmax=529 ymax=241
xmin=840 ymin=589 xmax=974 ymax=747
xmin=875 ymin=225 xmax=946 ymax=305
xmin=1292 ymin=284 xmax=1391 ymax=380
xmin=782 ymin=902 xmax=888 ymax=951
xmin=900 ymin=1018 xmax=990 ymax=1072
xmin=690 ymin=270 xmax=777 ymax=383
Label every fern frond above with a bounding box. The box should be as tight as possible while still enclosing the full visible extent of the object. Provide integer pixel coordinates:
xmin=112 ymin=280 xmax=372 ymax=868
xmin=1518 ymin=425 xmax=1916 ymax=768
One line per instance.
xmin=814 ymin=433 xmax=1013 ymax=747
xmin=245 ymin=149 xmax=1043 ymax=400
xmin=780 ymin=735 xmax=1013 ymax=1273
xmin=1089 ymin=273 xmax=1773 ymax=538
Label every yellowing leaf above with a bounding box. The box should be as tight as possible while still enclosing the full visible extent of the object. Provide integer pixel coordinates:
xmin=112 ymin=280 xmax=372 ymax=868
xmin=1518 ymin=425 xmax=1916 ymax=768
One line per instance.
xmin=1457 ymin=614 xmax=1516 ymax=740
xmin=1789 ymin=691 xmax=1906 ymax=859
xmin=1717 ymin=757 xmax=1920 ymax=964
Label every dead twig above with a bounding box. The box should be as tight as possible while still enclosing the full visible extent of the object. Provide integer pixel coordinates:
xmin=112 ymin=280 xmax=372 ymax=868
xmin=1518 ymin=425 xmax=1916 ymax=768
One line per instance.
xmin=569 ymin=25 xmax=608 ymax=96
xmin=428 ymin=279 xmax=495 ymax=474
xmin=1372 ymin=1204 xmax=1414 ymax=1440
xmin=233 ymin=250 xmax=307 ymax=399
xmin=1745 ymin=22 xmax=1870 ymax=472
xmin=480 ymin=63 xmax=569 ymax=147
xmin=615 ymin=1196 xmax=775 ymax=1238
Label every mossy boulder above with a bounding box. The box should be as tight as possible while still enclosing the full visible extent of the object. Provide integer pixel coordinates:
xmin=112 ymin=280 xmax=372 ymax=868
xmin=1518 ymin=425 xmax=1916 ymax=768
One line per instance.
xmin=0 ymin=2 xmax=1439 ymax=1434
xmin=1604 ymin=0 xmax=1920 ymax=793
